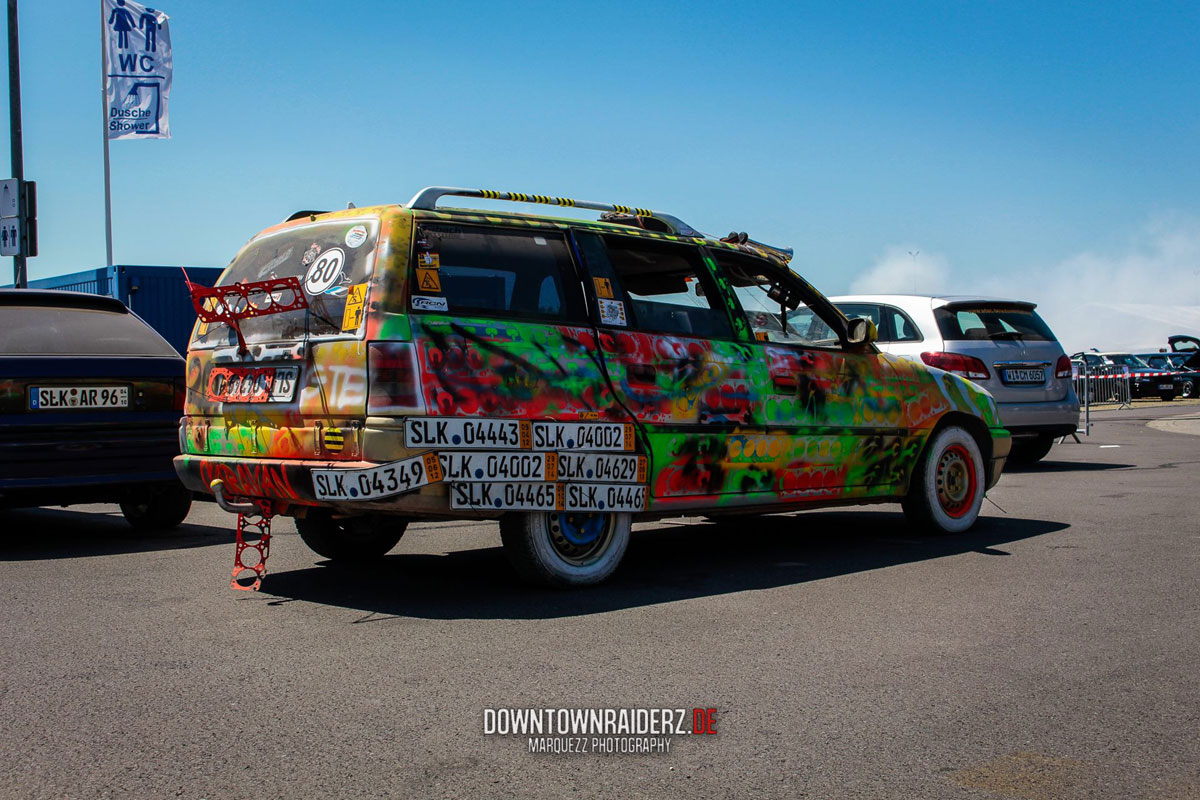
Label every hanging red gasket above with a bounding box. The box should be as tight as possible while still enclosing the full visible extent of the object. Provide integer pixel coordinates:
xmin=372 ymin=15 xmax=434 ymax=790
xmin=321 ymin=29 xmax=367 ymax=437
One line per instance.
xmin=187 ymin=277 xmax=309 ymax=355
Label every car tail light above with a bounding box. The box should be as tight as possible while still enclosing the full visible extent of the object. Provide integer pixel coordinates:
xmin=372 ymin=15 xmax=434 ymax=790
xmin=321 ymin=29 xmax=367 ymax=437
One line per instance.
xmin=920 ymin=351 xmax=990 ymax=380
xmin=368 ymin=342 xmax=422 ymax=412
xmin=1055 ymin=355 xmax=1071 ymax=379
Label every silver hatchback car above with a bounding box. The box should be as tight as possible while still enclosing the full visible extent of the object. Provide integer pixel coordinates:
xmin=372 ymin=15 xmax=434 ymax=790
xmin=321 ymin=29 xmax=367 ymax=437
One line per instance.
xmin=793 ymin=295 xmax=1080 ymax=463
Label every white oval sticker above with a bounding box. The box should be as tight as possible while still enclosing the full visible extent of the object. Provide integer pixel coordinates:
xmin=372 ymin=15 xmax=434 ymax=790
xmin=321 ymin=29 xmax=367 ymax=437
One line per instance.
xmin=345 ymin=225 xmax=368 ymax=248
xmin=303 ymin=247 xmax=346 ymax=294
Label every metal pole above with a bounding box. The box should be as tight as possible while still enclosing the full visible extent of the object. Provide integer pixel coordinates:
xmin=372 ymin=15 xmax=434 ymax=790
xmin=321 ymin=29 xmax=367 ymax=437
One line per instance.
xmin=7 ymin=0 xmax=25 ymax=287
xmin=100 ymin=0 xmax=113 ymax=267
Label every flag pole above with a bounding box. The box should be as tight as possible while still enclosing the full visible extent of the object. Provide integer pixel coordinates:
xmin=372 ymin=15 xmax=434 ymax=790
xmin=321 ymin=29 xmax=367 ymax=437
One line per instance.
xmin=99 ymin=0 xmax=113 ymax=268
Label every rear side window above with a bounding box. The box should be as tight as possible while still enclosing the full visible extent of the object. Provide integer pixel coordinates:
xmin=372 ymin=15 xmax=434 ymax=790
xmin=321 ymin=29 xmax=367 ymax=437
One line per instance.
xmin=0 ymin=305 xmax=179 ymax=356
xmin=934 ymin=305 xmax=1056 ymax=342
xmin=410 ymin=225 xmax=580 ymax=321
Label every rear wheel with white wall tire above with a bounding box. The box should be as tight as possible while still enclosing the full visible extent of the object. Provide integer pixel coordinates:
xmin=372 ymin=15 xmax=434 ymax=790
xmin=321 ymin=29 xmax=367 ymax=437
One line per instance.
xmin=902 ymin=425 xmax=985 ymax=534
xmin=499 ymin=511 xmax=631 ymax=587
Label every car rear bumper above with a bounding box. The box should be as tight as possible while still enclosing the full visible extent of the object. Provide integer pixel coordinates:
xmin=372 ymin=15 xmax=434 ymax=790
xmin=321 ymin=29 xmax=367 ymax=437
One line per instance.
xmin=173 ymin=454 xmax=472 ymax=518
xmin=996 ymin=397 xmax=1080 ymax=435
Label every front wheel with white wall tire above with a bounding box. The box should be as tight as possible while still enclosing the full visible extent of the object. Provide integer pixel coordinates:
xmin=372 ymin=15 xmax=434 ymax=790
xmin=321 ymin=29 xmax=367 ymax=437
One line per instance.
xmin=499 ymin=511 xmax=631 ymax=587
xmin=902 ymin=426 xmax=985 ymax=534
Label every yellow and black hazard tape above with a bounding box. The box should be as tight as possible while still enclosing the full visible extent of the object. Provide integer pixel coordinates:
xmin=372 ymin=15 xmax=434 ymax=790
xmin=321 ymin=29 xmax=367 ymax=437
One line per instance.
xmin=474 ymin=189 xmax=652 ymax=217
xmin=323 ymin=428 xmax=345 ymax=452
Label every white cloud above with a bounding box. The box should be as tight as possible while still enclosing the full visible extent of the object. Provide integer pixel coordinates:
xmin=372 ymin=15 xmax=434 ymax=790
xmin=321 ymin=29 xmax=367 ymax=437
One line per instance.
xmin=850 ymin=219 xmax=1200 ymax=353
xmin=849 ymin=246 xmax=949 ymax=295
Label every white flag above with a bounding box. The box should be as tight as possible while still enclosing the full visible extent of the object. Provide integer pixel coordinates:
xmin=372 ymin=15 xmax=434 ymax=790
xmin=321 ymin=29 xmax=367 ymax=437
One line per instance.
xmin=104 ymin=0 xmax=172 ymax=140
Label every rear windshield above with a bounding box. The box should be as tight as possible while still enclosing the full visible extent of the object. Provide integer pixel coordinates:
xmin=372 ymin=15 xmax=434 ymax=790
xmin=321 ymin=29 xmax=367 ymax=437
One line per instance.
xmin=192 ymin=219 xmax=380 ymax=349
xmin=934 ymin=305 xmax=1056 ymax=342
xmin=0 ymin=305 xmax=179 ymax=356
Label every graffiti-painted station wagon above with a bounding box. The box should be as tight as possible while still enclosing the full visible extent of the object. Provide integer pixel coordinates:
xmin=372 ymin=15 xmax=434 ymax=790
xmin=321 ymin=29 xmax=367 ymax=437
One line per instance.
xmin=175 ymin=188 xmax=1011 ymax=588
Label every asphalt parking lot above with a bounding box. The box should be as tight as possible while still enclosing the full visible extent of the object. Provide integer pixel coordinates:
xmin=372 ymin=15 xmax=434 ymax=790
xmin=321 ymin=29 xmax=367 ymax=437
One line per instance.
xmin=2 ymin=404 xmax=1198 ymax=800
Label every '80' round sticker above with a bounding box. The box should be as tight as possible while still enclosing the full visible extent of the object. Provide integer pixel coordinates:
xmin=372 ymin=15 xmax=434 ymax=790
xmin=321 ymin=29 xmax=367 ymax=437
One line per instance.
xmin=303 ymin=247 xmax=346 ymax=294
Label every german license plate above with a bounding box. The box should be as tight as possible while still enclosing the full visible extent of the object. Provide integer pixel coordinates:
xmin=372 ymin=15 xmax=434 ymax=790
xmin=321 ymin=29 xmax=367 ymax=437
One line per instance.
xmin=29 ymin=385 xmax=128 ymax=410
xmin=531 ymin=422 xmax=635 ymax=451
xmin=1158 ymin=383 xmax=1173 ymax=391
xmin=207 ymin=366 xmax=299 ymax=403
xmin=554 ymin=452 xmax=646 ymax=483
xmin=405 ymin=419 xmax=637 ymax=452
xmin=449 ymin=482 xmax=561 ymax=511
xmin=438 ymin=451 xmax=557 ymax=482
xmin=563 ymin=483 xmax=647 ymax=512
xmin=312 ymin=453 xmax=443 ymax=501
xmin=1002 ymin=368 xmax=1045 ymax=384
xmin=405 ymin=418 xmax=529 ymax=450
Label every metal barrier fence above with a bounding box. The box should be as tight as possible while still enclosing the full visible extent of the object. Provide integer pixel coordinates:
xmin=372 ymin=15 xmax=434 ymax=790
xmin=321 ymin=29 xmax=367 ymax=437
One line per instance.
xmin=1072 ymin=363 xmax=1132 ymax=435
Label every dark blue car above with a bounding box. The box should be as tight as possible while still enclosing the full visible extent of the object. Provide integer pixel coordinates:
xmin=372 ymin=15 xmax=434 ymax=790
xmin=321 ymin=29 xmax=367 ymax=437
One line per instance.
xmin=0 ymin=290 xmax=192 ymax=528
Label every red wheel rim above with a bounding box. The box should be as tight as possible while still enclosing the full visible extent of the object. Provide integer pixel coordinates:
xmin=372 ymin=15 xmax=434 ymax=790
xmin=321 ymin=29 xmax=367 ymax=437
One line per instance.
xmin=936 ymin=443 xmax=977 ymax=518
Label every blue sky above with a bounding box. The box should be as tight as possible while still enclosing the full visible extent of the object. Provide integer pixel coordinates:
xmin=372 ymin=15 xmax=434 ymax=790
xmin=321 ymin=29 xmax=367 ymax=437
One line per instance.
xmin=4 ymin=0 xmax=1200 ymax=346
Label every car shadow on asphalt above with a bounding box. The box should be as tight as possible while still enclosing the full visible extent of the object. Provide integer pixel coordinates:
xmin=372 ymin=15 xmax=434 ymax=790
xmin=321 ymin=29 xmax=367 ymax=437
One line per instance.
xmin=1004 ymin=460 xmax=1134 ymax=474
xmin=0 ymin=507 xmax=234 ymax=561
xmin=257 ymin=510 xmax=1069 ymax=621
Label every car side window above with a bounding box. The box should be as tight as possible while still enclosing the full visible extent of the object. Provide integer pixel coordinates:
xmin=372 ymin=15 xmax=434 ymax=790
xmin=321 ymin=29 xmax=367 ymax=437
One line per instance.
xmin=714 ymin=250 xmax=847 ymax=348
xmin=835 ymin=303 xmax=883 ymax=339
xmin=579 ymin=234 xmax=733 ymax=338
xmin=883 ymin=306 xmax=922 ymax=342
xmin=409 ymin=224 xmax=583 ymax=321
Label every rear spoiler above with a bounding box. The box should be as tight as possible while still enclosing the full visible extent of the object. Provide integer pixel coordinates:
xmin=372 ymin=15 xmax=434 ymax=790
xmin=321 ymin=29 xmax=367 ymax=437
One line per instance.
xmin=940 ymin=299 xmax=1037 ymax=311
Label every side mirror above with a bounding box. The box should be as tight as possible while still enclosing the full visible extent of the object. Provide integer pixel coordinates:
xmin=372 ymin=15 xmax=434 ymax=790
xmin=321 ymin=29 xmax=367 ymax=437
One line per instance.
xmin=846 ymin=317 xmax=878 ymax=346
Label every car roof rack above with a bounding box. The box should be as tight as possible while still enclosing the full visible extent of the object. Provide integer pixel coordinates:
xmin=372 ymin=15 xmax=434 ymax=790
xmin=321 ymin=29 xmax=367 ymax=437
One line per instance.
xmin=405 ymin=186 xmax=703 ymax=238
